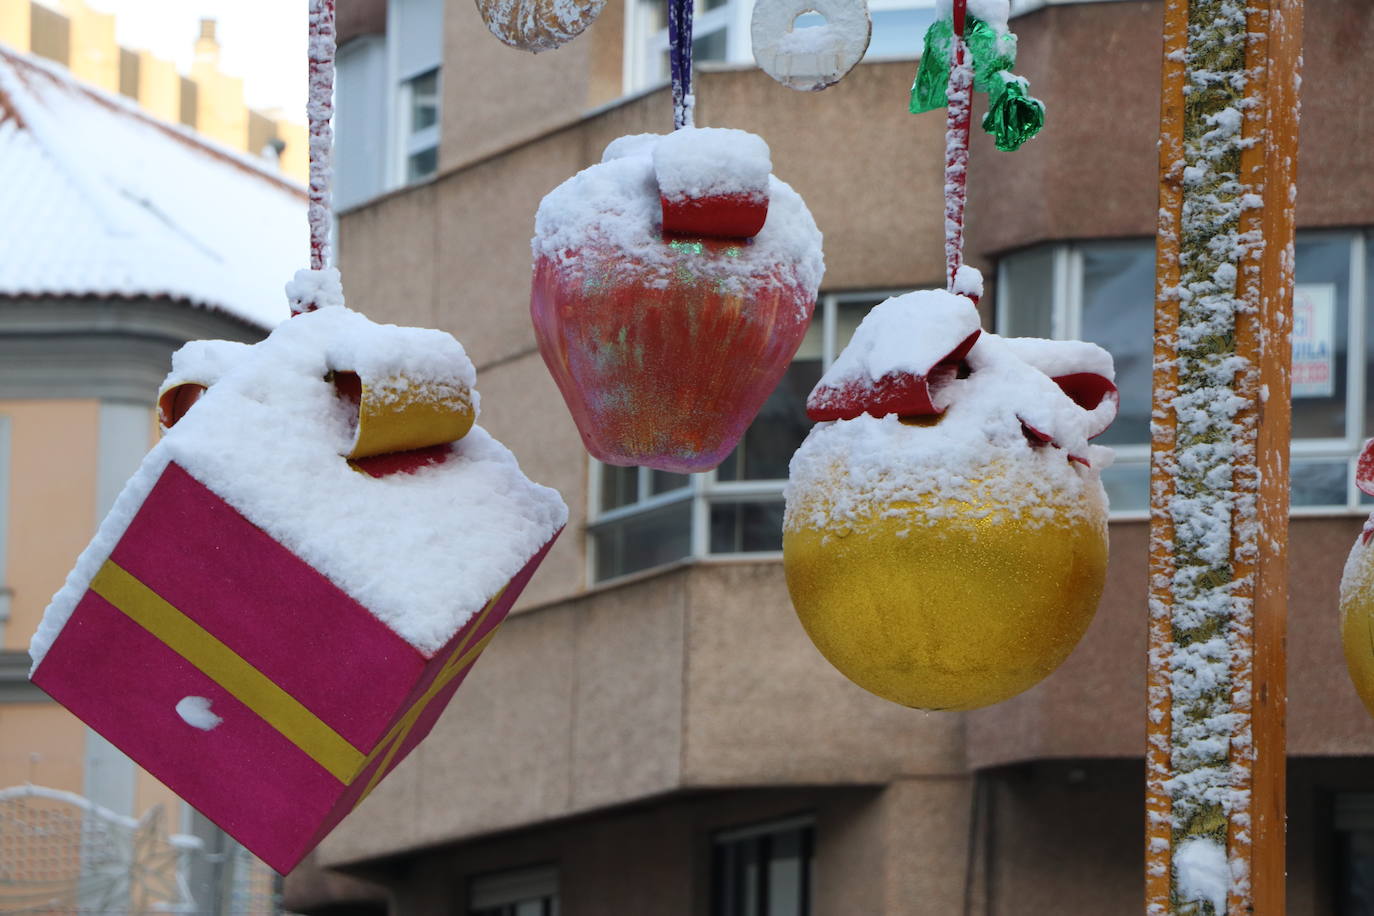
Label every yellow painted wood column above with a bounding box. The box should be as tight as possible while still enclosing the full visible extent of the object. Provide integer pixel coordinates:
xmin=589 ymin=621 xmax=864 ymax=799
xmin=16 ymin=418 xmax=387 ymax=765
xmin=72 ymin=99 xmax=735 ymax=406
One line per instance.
xmin=1146 ymin=0 xmax=1302 ymax=910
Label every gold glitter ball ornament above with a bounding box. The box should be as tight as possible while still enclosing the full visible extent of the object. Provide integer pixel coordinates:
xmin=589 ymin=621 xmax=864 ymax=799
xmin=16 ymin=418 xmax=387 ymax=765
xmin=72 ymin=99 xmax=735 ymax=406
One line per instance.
xmin=1340 ymin=527 xmax=1374 ymax=717
xmin=784 ymin=454 xmax=1109 ymax=711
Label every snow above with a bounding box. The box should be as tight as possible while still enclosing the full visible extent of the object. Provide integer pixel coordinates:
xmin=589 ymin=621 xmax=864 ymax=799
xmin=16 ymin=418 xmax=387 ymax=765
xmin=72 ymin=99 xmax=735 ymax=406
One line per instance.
xmin=1175 ymin=837 xmax=1230 ymax=914
xmin=285 ymin=267 xmax=346 ymax=313
xmin=786 ymin=289 xmax=1116 ymax=535
xmin=653 ymin=128 xmax=771 ymax=202
xmin=307 ymin=0 xmax=336 ymax=270
xmin=175 ymin=696 xmax=223 ymax=731
xmin=751 ymin=0 xmax=872 ymax=91
xmin=534 ymin=132 xmax=825 ymax=309
xmin=0 ymin=46 xmax=304 ymax=329
xmin=32 ymin=307 xmax=567 ymax=666
xmin=952 ymin=264 xmax=984 ymax=299
xmin=808 ymin=289 xmax=980 ymax=413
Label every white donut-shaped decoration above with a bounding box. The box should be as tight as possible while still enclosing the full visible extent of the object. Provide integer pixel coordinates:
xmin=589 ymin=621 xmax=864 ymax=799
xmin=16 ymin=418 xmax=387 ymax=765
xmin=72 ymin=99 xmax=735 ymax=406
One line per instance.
xmin=476 ymin=0 xmax=606 ymax=53
xmin=751 ymin=0 xmax=872 ymax=91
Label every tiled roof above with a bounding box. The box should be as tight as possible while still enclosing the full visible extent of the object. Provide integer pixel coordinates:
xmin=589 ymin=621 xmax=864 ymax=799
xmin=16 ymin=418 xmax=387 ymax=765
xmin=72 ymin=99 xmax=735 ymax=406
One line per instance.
xmin=0 ymin=45 xmax=307 ymax=329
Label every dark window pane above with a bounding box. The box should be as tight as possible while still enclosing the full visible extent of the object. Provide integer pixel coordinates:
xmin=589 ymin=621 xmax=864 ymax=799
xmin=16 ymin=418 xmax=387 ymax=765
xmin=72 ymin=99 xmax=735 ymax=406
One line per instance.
xmin=717 ymin=359 xmax=820 ymax=481
xmin=1341 ymin=830 xmax=1374 ymax=915
xmin=593 ymin=499 xmax=691 ymax=579
xmin=406 ymin=146 xmax=438 ymax=181
xmin=651 ymin=469 xmax=690 ymax=495
xmin=601 ymin=464 xmax=640 ymax=511
xmin=835 ymin=299 xmax=886 ymax=356
xmin=408 ymin=68 xmax=439 ymax=132
xmin=713 ymin=823 xmax=813 ymax=916
xmin=694 ymin=28 xmax=727 ymax=62
xmin=1080 ymin=242 xmax=1155 ymax=445
xmin=1292 ymin=234 xmax=1350 ymax=440
xmin=709 ymin=500 xmax=785 ymax=553
xmin=998 ymin=246 xmax=1055 ymax=338
xmin=1290 ymin=457 xmax=1347 ymax=508
xmin=1102 ymin=462 xmax=1149 ymax=512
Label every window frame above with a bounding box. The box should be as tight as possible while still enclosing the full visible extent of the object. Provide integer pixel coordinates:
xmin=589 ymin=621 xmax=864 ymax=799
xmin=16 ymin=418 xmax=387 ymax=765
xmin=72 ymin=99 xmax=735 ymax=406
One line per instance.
xmin=995 ymin=230 xmax=1373 ymax=520
xmin=585 ymin=289 xmax=908 ymax=583
xmin=468 ymin=864 xmax=560 ymax=916
xmin=710 ymin=814 xmax=815 ymax=916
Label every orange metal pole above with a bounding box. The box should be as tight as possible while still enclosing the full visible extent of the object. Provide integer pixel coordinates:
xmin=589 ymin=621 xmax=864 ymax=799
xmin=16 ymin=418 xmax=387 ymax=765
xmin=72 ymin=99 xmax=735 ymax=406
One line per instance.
xmin=1145 ymin=0 xmax=1301 ymax=910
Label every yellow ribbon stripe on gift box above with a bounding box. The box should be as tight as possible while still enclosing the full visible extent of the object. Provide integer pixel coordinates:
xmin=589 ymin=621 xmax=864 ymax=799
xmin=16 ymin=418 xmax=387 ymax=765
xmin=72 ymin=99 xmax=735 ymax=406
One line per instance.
xmin=89 ymin=559 xmax=506 ymax=789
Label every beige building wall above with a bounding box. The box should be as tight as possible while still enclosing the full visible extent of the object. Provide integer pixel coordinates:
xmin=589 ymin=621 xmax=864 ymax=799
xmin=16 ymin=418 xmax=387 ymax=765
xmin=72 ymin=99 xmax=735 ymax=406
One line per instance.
xmin=1 ymin=399 xmax=99 ymax=653
xmin=63 ymin=0 xmax=116 ymax=93
xmin=191 ymin=32 xmax=249 ymax=154
xmin=0 ymin=1 xmax=30 ymax=53
xmin=135 ymin=50 xmax=180 ymax=125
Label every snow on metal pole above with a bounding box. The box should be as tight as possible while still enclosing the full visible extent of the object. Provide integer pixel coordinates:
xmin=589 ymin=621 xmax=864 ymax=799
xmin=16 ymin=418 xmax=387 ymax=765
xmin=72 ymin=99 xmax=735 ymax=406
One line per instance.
xmin=288 ymin=0 xmax=343 ymax=316
xmin=943 ymin=0 xmax=972 ymax=292
xmin=1145 ymin=0 xmax=1301 ymax=908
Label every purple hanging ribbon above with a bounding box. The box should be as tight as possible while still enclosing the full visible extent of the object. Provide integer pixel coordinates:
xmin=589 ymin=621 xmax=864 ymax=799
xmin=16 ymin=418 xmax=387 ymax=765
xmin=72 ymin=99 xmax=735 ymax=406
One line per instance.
xmin=667 ymin=0 xmax=694 ymax=129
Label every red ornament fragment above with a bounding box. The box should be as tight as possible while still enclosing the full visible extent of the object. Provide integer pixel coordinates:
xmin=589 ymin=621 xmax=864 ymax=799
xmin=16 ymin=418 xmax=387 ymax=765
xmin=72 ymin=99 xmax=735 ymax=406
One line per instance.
xmin=531 ymin=129 xmax=824 ymax=472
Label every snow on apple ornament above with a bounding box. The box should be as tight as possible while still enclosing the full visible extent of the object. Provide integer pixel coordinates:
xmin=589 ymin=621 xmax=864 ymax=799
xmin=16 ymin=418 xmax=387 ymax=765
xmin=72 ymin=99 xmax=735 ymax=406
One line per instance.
xmin=531 ymin=129 xmax=824 ymax=473
xmin=783 ymin=287 xmax=1117 ymax=709
xmin=27 ymin=3 xmax=568 ymax=875
xmin=1338 ymin=441 xmax=1374 ymax=718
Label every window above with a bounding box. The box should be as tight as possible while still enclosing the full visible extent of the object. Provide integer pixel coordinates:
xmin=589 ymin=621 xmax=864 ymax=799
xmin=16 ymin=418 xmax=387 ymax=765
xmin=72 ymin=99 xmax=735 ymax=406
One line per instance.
xmin=388 ymin=0 xmax=443 ymax=185
xmin=996 ymin=230 xmax=1374 ymax=515
xmin=336 ymin=0 xmax=442 ymax=206
xmin=588 ymin=291 xmax=895 ymax=581
xmin=1337 ymin=794 xmax=1374 ymax=914
xmin=712 ymin=816 xmax=814 ymax=916
xmin=469 ymin=865 xmax=559 ymax=916
xmin=623 ymin=0 xmax=936 ymax=93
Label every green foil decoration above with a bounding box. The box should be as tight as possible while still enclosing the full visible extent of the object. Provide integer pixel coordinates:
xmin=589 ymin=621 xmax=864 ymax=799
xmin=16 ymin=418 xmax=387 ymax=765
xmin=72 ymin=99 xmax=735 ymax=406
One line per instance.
xmin=908 ymin=15 xmax=1044 ymax=150
xmin=983 ymin=71 xmax=1045 ymax=151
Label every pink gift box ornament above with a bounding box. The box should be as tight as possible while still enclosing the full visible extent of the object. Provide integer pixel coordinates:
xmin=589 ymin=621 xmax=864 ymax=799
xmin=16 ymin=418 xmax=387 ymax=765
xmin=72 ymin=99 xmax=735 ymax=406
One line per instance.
xmin=29 ymin=307 xmax=568 ymax=874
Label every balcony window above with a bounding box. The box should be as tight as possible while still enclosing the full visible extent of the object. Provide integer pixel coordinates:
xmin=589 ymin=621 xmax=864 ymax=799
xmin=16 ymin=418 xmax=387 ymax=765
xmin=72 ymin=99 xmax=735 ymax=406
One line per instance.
xmin=588 ymin=291 xmax=897 ymax=581
xmin=712 ymin=816 xmax=814 ymax=916
xmin=995 ymin=230 xmax=1373 ymax=515
xmin=469 ymin=865 xmax=559 ymax=916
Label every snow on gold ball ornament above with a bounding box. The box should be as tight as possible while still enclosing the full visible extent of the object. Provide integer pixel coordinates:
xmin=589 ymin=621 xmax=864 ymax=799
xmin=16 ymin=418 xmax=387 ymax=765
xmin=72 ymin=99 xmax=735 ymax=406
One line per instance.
xmin=1339 ymin=441 xmax=1374 ymax=716
xmin=782 ymin=289 xmax=1119 ymax=710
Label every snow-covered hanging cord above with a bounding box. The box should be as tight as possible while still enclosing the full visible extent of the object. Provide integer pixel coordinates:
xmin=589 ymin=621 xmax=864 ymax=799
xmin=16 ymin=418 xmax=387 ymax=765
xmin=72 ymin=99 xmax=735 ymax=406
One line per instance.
xmin=668 ymin=0 xmax=695 ymax=129
xmin=287 ymin=0 xmax=345 ymax=315
xmin=943 ymin=0 xmax=973 ymax=292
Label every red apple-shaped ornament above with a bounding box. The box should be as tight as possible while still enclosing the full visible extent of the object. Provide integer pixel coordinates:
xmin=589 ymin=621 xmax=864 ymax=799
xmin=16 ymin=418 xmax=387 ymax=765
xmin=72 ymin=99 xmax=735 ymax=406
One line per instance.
xmin=784 ymin=287 xmax=1118 ymax=710
xmin=531 ymin=128 xmax=825 ymax=473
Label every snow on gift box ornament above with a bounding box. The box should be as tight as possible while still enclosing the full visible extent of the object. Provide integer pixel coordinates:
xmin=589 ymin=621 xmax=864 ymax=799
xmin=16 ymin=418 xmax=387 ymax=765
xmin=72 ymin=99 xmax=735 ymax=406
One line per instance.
xmin=783 ymin=289 xmax=1118 ymax=709
xmin=28 ymin=305 xmax=567 ymax=873
xmin=530 ymin=127 xmax=824 ymax=473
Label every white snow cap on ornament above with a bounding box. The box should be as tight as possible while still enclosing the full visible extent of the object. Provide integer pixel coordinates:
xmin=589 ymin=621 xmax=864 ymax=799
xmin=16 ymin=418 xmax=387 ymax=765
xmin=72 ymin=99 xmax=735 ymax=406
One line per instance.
xmin=936 ymin=0 xmax=1010 ymax=31
xmin=533 ymin=131 xmax=825 ymax=302
xmin=751 ymin=0 xmax=872 ymax=92
xmin=32 ymin=307 xmax=567 ymax=666
xmin=653 ymin=128 xmax=771 ymax=202
xmin=811 ymin=289 xmax=980 ymax=411
xmin=806 ymin=288 xmax=1117 ymax=465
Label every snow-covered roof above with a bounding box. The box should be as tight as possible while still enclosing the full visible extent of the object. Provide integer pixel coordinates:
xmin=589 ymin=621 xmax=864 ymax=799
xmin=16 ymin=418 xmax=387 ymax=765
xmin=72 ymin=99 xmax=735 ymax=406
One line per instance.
xmin=0 ymin=46 xmax=306 ymax=329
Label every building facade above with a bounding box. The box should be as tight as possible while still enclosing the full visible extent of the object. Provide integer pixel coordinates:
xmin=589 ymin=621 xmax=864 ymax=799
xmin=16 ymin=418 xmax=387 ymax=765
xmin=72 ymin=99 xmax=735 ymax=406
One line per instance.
xmin=0 ymin=0 xmax=308 ymax=182
xmin=0 ymin=42 xmax=306 ymax=912
xmin=289 ymin=0 xmax=1374 ymax=913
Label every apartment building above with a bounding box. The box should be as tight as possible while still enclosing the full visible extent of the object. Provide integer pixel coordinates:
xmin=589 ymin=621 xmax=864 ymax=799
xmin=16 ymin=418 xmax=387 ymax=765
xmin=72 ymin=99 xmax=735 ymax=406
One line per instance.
xmin=0 ymin=0 xmax=308 ymax=182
